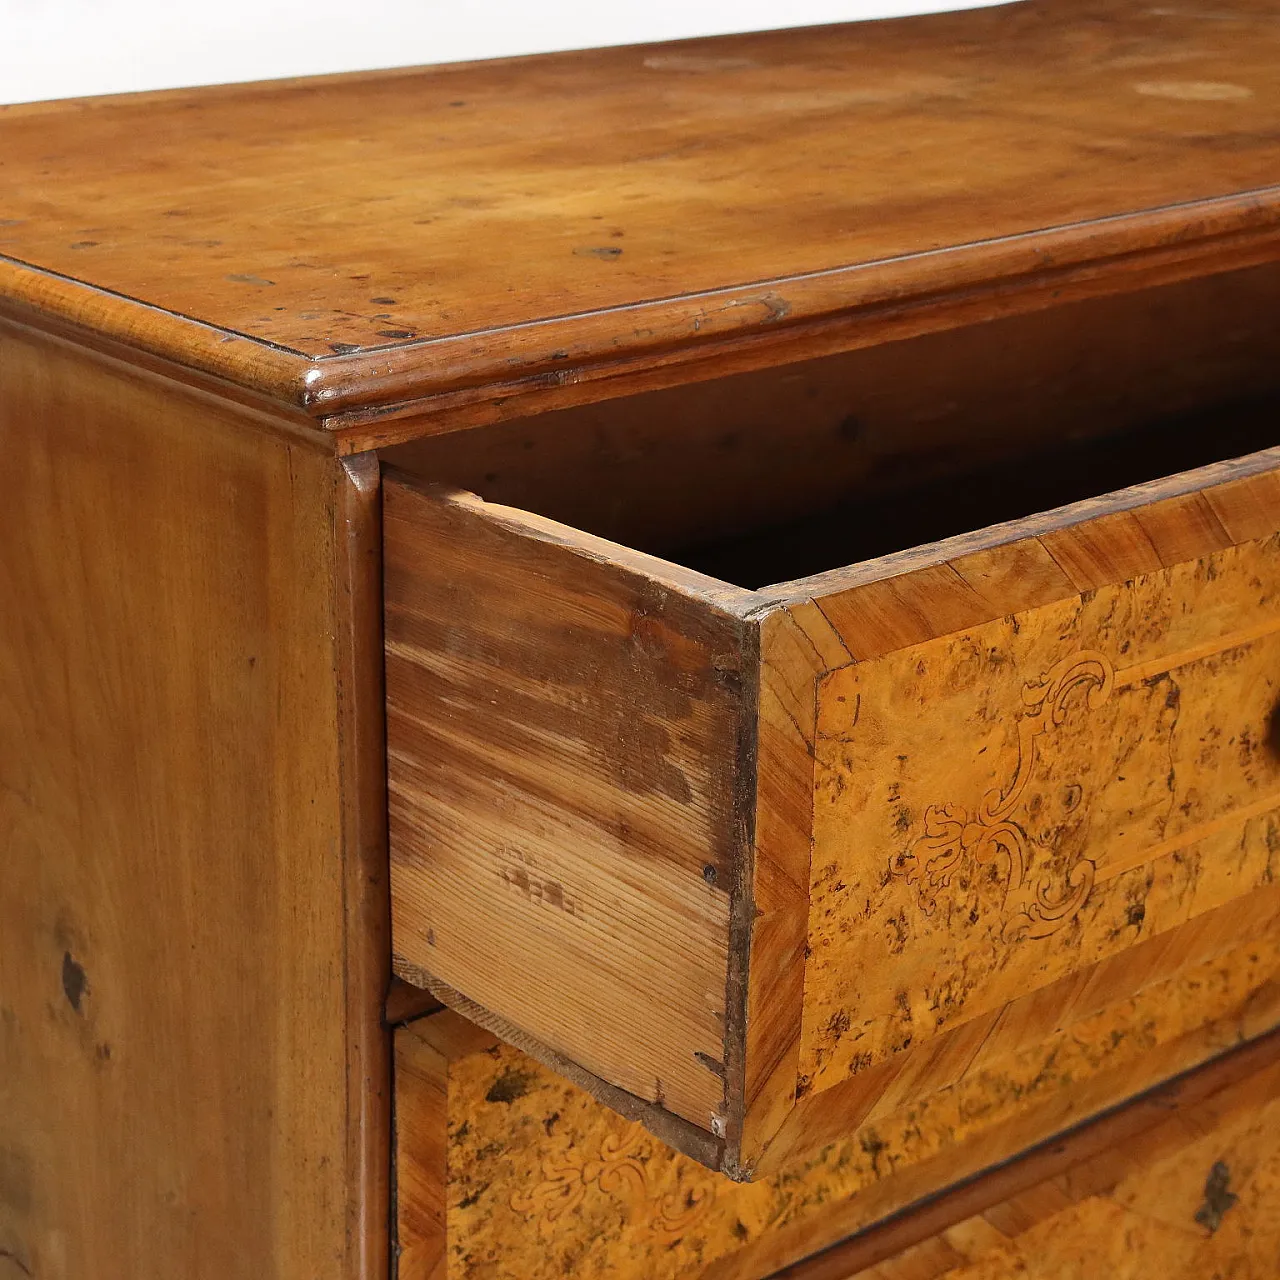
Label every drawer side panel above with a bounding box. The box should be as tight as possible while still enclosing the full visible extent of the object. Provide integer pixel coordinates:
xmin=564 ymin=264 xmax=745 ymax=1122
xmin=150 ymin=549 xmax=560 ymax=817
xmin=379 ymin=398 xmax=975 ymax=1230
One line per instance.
xmin=385 ymin=478 xmax=747 ymax=1133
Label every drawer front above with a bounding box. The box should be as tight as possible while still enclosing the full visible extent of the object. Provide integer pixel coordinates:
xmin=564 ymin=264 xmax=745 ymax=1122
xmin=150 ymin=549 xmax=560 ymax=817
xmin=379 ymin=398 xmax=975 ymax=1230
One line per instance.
xmin=394 ymin=1009 xmax=1280 ymax=1280
xmin=385 ymin=448 xmax=1280 ymax=1179
xmin=748 ymin=457 xmax=1280 ymax=1172
xmin=820 ymin=1030 xmax=1280 ymax=1280
xmin=808 ymin=547 xmax=1280 ymax=1085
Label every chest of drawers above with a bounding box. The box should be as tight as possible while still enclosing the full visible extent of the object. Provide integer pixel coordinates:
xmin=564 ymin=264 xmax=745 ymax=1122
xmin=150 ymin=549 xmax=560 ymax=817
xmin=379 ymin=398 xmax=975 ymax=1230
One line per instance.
xmin=3 ymin=1 xmax=1280 ymax=1275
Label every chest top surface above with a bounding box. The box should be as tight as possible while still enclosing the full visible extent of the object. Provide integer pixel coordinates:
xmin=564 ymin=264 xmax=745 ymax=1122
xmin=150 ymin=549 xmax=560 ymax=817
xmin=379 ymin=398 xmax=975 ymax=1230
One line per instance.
xmin=2 ymin=0 xmax=1280 ymax=439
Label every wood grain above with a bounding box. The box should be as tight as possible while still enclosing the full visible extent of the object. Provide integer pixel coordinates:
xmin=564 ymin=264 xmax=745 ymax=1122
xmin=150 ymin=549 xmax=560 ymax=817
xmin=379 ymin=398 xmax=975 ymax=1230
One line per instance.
xmin=335 ymin=452 xmax=394 ymax=1280
xmin=753 ymin=883 xmax=1280 ymax=1179
xmin=395 ymin=1023 xmax=453 ymax=1280
xmin=713 ymin=450 xmax=1280 ymax=1172
xmin=738 ymin=605 xmax=833 ymax=1167
xmin=18 ymin=4 xmax=1280 ymax=1259
xmin=778 ymin=1024 xmax=1280 ymax=1280
xmin=778 ymin=1029 xmax=1280 ymax=1280
xmin=3 ymin=0 xmax=1280 ymax=432
xmin=394 ymin=940 xmax=1280 ymax=1280
xmin=0 ymin=319 xmax=386 ymax=1276
xmin=384 ymin=474 xmax=757 ymax=1136
xmin=803 ymin=536 xmax=1280 ymax=1092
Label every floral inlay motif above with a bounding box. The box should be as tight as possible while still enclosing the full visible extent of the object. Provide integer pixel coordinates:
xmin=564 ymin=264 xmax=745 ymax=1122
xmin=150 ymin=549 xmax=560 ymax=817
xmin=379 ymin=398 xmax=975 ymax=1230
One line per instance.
xmin=893 ymin=650 xmax=1115 ymax=939
xmin=509 ymin=1122 xmax=709 ymax=1241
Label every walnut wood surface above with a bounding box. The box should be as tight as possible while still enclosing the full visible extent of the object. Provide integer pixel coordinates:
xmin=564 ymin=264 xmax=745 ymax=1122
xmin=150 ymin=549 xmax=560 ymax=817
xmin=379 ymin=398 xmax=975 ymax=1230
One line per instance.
xmin=335 ymin=452 xmax=395 ymax=1280
xmin=3 ymin=0 xmax=1280 ymax=437
xmin=384 ymin=477 xmax=753 ymax=1135
xmin=393 ymin=998 xmax=1280 ymax=1280
xmin=386 ymin=443 xmax=1280 ymax=1180
xmin=0 ymin=318 xmax=387 ymax=1278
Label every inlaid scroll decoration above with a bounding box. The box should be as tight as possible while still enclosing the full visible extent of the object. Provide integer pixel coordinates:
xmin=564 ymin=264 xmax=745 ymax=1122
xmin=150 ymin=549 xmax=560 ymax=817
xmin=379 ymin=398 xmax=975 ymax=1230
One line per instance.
xmin=509 ymin=1122 xmax=709 ymax=1241
xmin=893 ymin=650 xmax=1115 ymax=940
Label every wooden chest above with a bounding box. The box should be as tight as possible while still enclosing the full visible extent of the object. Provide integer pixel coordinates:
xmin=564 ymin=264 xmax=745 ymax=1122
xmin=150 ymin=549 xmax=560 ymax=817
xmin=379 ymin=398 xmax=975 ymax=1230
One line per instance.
xmin=4 ymin=0 xmax=1280 ymax=1275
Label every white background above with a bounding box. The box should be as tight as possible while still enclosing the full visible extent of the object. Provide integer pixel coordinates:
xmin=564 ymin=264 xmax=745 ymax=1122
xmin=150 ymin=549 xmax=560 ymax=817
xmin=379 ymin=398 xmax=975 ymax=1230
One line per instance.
xmin=0 ymin=0 xmax=1003 ymax=106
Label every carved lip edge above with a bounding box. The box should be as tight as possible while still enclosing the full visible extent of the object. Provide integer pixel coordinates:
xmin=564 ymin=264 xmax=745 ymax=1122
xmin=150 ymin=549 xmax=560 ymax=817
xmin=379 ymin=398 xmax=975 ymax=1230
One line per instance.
xmin=312 ymin=185 xmax=1280 ymax=419
xmin=3 ymin=184 xmax=1280 ymax=424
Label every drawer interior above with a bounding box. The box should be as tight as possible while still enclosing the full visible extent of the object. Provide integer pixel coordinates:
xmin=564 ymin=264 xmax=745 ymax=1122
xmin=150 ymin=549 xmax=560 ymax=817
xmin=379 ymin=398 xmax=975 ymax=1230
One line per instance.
xmin=656 ymin=395 xmax=1277 ymax=589
xmin=382 ymin=261 xmax=1280 ymax=586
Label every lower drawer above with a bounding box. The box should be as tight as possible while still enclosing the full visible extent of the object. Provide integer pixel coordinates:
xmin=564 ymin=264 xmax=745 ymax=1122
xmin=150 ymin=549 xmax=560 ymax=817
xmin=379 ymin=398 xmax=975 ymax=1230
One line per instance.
xmin=394 ymin=962 xmax=1280 ymax=1280
xmin=801 ymin=1033 xmax=1280 ymax=1280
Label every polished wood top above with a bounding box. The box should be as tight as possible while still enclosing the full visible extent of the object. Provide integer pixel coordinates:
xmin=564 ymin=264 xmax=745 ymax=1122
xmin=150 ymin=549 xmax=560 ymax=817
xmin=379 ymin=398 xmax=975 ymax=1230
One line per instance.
xmin=2 ymin=0 xmax=1280 ymax=438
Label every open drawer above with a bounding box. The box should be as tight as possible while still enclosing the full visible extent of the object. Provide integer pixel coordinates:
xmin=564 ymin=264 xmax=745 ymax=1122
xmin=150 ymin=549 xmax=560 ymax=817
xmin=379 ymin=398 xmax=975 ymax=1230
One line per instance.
xmin=383 ymin=270 xmax=1280 ymax=1179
